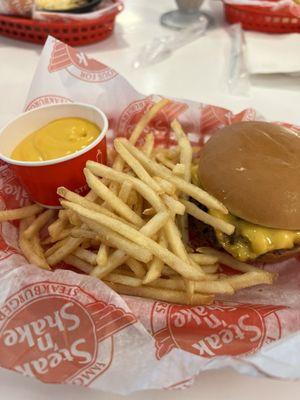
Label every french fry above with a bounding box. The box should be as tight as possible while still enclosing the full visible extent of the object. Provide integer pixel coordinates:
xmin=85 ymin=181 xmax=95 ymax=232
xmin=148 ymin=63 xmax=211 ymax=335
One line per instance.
xmin=143 ymin=233 xmax=166 ymax=284
xmin=182 ymin=200 xmax=235 ymax=235
xmin=70 ymin=228 xmax=97 ymax=240
xmin=188 ymin=253 xmax=218 ymax=265
xmin=162 ymin=194 xmax=185 ymax=215
xmin=47 ymin=237 xmax=84 ymax=266
xmin=155 ymin=153 xmax=176 ymax=170
xmin=172 ymin=163 xmax=185 ymax=177
xmin=112 ymin=98 xmax=170 ymax=172
xmin=148 ymin=277 xmax=234 ymax=295
xmin=96 ymin=243 xmax=108 ymax=267
xmin=73 ymin=247 xmax=97 ymax=265
xmin=19 ymin=219 xmax=50 ymax=270
xmin=91 ymin=210 xmax=184 ymax=279
xmin=171 ymin=119 xmax=192 ymax=183
xmin=105 ymin=273 xmax=143 ymax=287
xmin=198 ymin=247 xmax=274 ymax=275
xmin=0 ymin=204 xmax=43 ymax=222
xmin=44 ymin=237 xmax=69 ymax=257
xmin=118 ymin=181 xmax=134 ymax=204
xmin=153 ymin=177 xmax=176 ymax=195
xmin=62 ymin=201 xmax=204 ymax=280
xmin=32 ymin=234 xmax=44 ymax=259
xmin=142 ymin=133 xmax=155 ymax=157
xmin=117 ymin=139 xmax=228 ymax=213
xmin=224 ymin=271 xmax=274 ymax=290
xmin=64 ymin=255 xmax=93 ymax=274
xmin=106 ymin=282 xmax=214 ymax=306
xmin=81 ymin=217 xmax=152 ymax=263
xmin=86 ymin=161 xmax=165 ymax=212
xmin=23 ymin=209 xmax=55 ymax=239
xmin=114 ymin=139 xmax=163 ymax=194
xmin=48 ymin=218 xmax=66 ymax=240
xmin=58 ymin=186 xmax=134 ymax=227
xmin=84 ymin=168 xmax=144 ymax=227
xmin=125 ymin=258 xmax=146 ymax=278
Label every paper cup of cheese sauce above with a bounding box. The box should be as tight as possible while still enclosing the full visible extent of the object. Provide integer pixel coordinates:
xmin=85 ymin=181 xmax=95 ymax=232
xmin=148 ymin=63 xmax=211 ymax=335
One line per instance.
xmin=0 ymin=103 xmax=108 ymax=208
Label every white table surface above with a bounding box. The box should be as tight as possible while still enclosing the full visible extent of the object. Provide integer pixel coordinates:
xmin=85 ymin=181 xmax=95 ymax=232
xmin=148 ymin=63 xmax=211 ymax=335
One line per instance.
xmin=1 ymin=0 xmax=300 ymax=398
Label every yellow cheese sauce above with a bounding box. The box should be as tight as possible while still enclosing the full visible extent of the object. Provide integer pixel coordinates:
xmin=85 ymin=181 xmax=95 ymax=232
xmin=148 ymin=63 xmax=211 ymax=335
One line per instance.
xmin=210 ymin=210 xmax=300 ymax=261
xmin=11 ymin=118 xmax=100 ymax=162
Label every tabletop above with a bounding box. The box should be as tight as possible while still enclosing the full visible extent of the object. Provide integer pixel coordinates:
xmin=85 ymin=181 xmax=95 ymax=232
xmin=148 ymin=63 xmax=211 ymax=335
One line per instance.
xmin=1 ymin=0 xmax=300 ymax=399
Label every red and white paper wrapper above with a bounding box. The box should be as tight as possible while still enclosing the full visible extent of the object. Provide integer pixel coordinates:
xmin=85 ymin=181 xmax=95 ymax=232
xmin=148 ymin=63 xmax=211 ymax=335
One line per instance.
xmin=1 ymin=36 xmax=300 ymax=394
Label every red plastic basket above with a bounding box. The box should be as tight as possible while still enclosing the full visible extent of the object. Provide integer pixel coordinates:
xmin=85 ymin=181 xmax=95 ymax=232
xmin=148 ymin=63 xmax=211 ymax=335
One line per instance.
xmin=224 ymin=2 xmax=300 ymax=33
xmin=0 ymin=1 xmax=123 ymax=46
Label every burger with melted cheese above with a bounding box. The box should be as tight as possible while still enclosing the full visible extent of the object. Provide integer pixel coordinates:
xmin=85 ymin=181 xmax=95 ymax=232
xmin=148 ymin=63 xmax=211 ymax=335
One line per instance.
xmin=193 ymin=121 xmax=300 ymax=263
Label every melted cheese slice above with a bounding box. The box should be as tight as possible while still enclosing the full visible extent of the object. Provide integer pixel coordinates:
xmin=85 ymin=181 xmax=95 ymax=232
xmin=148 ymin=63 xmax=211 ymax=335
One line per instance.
xmin=210 ymin=210 xmax=300 ymax=261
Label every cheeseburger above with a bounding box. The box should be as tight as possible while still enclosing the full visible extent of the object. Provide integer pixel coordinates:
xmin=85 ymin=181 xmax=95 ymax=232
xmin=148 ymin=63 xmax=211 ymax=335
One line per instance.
xmin=193 ymin=121 xmax=300 ymax=263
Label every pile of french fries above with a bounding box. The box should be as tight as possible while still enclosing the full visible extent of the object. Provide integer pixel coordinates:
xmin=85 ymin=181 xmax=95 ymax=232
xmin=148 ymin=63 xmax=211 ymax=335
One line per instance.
xmin=0 ymin=99 xmax=275 ymax=305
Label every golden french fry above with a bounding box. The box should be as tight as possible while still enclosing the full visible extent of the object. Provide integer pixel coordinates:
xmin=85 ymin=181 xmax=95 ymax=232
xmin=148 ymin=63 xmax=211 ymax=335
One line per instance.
xmin=23 ymin=209 xmax=55 ymax=239
xmin=188 ymin=253 xmax=218 ymax=265
xmin=162 ymin=194 xmax=185 ymax=215
xmin=117 ymin=139 xmax=228 ymax=213
xmin=73 ymin=247 xmax=97 ymax=265
xmin=84 ymin=168 xmax=144 ymax=227
xmin=224 ymin=271 xmax=275 ymax=290
xmin=182 ymin=200 xmax=235 ymax=235
xmin=171 ymin=119 xmax=192 ymax=183
xmin=58 ymin=186 xmax=133 ymax=227
xmin=155 ymin=153 xmax=176 ymax=170
xmin=196 ymin=264 xmax=219 ymax=274
xmin=197 ymin=247 xmax=272 ymax=275
xmin=81 ymin=217 xmax=152 ymax=263
xmin=105 ymin=273 xmax=143 ymax=287
xmin=44 ymin=237 xmax=69 ymax=257
xmin=60 ymin=202 xmax=203 ymax=278
xmin=19 ymin=219 xmax=50 ymax=270
xmin=142 ymin=133 xmax=155 ymax=157
xmin=118 ymin=181 xmax=134 ymax=204
xmin=143 ymin=233 xmax=166 ymax=284
xmin=47 ymin=237 xmax=84 ymax=266
xmin=148 ymin=277 xmax=234 ymax=295
xmin=87 ymin=161 xmax=165 ymax=212
xmin=114 ymin=139 xmax=163 ymax=194
xmin=64 ymin=255 xmax=93 ymax=274
xmin=70 ymin=228 xmax=96 ymax=240
xmin=106 ymin=282 xmax=214 ymax=306
xmin=172 ymin=163 xmax=185 ymax=177
xmin=48 ymin=218 xmax=66 ymax=240
xmin=125 ymin=258 xmax=146 ymax=278
xmin=112 ymin=98 xmax=170 ymax=172
xmin=153 ymin=177 xmax=176 ymax=195
xmin=0 ymin=204 xmax=43 ymax=222
xmin=32 ymin=235 xmax=44 ymax=259
xmin=91 ymin=210 xmax=182 ymax=279
xmin=96 ymin=243 xmax=108 ymax=267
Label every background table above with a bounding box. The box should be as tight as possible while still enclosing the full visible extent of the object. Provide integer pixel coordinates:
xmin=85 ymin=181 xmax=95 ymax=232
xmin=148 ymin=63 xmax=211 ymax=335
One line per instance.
xmin=1 ymin=0 xmax=300 ymax=398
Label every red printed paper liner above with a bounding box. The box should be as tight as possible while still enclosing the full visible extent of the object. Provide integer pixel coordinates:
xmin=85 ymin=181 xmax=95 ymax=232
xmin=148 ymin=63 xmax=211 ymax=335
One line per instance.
xmin=1 ymin=36 xmax=300 ymax=393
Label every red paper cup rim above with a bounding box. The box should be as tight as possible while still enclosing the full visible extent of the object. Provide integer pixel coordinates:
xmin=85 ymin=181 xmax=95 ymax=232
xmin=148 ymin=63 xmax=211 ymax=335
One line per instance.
xmin=0 ymin=103 xmax=108 ymax=167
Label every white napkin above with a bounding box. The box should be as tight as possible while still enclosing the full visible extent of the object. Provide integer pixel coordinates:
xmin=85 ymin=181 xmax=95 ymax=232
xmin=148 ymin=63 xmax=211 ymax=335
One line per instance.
xmin=245 ymin=32 xmax=300 ymax=74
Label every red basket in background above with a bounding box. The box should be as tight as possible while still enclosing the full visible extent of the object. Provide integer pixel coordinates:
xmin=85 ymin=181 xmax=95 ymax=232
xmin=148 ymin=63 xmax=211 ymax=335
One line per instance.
xmin=0 ymin=1 xmax=123 ymax=46
xmin=224 ymin=1 xmax=300 ymax=33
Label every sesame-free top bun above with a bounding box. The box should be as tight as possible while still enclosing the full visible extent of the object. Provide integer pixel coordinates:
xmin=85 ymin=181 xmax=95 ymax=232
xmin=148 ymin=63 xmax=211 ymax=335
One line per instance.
xmin=199 ymin=121 xmax=300 ymax=230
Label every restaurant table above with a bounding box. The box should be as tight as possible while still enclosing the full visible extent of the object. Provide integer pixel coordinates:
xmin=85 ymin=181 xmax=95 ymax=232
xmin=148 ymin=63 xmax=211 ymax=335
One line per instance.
xmin=1 ymin=0 xmax=300 ymax=399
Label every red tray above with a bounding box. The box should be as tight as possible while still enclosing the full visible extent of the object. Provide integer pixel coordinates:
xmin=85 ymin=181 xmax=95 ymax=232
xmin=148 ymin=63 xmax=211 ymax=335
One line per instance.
xmin=224 ymin=2 xmax=300 ymax=33
xmin=0 ymin=1 xmax=123 ymax=46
